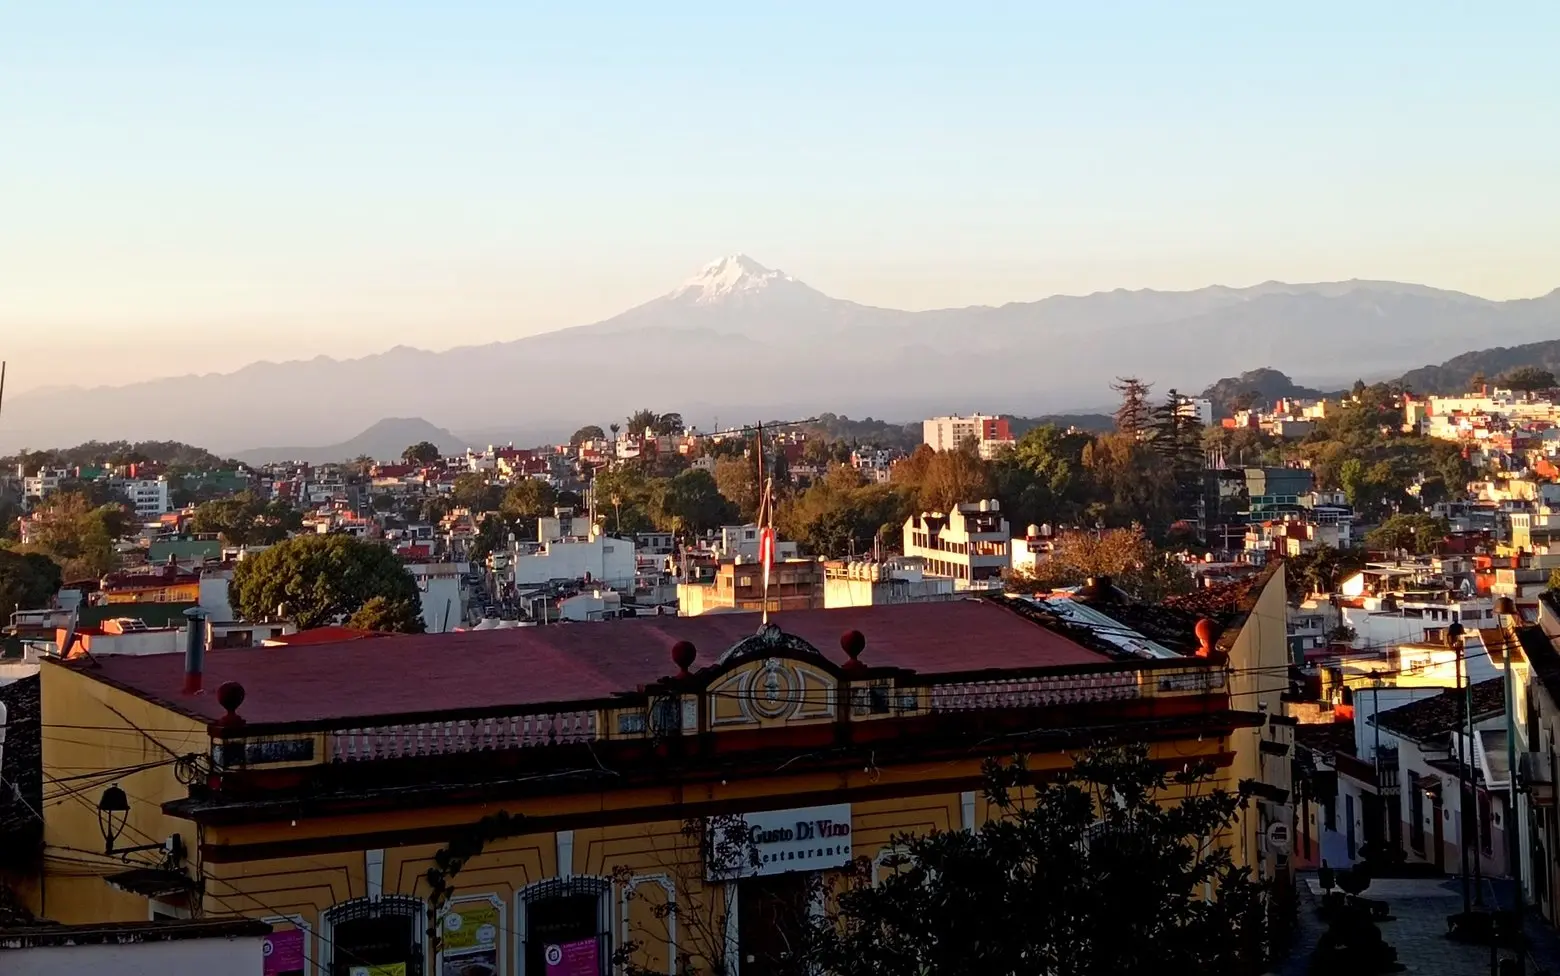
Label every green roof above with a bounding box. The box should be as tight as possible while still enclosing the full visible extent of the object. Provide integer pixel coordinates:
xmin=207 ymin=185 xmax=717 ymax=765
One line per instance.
xmin=147 ymin=539 xmax=223 ymax=563
xmin=77 ymin=602 xmax=199 ymax=629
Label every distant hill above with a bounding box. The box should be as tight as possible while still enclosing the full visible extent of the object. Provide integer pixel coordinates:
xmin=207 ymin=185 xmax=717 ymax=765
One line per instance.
xmin=1391 ymin=338 xmax=1560 ymax=394
xmin=1011 ymin=413 xmax=1116 ymax=435
xmin=235 ymin=418 xmax=467 ymax=466
xmin=5 ymin=254 xmax=1557 ymax=453
xmin=1199 ymin=368 xmax=1328 ymax=416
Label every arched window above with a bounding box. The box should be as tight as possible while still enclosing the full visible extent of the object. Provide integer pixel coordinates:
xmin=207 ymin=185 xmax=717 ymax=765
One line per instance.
xmin=323 ymin=895 xmax=425 ymax=976
xmin=517 ymin=877 xmax=611 ymax=976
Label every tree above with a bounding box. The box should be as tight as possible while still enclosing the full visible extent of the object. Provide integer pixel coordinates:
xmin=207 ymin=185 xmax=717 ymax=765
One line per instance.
xmin=626 ymin=409 xmax=661 ymax=436
xmin=229 ymin=534 xmax=424 ymax=630
xmin=570 ymin=425 xmax=606 ymax=447
xmin=1499 ymin=365 xmax=1556 ymax=393
xmin=450 ymin=473 xmax=501 ymax=512
xmin=499 ymin=479 xmax=557 ymax=525
xmin=402 ymin=441 xmax=441 ymax=465
xmin=18 ymin=492 xmax=125 ymax=579
xmin=777 ymin=479 xmax=910 ymax=557
xmin=0 ymin=550 xmax=63 ymax=620
xmin=916 ymin=447 xmax=994 ymax=513
xmin=347 ymin=594 xmax=426 ymax=634
xmin=713 ymin=457 xmax=760 ymax=522
xmin=798 ymin=745 xmax=1268 ymax=976
xmin=1082 ymin=434 xmax=1175 ymax=531
xmin=190 ymin=493 xmax=302 ymax=546
xmin=1365 ymin=513 xmax=1449 ymax=556
xmin=1018 ymin=524 xmax=1194 ymax=602
xmin=1112 ymin=376 xmax=1153 ymax=438
xmin=653 ymin=470 xmax=736 ymax=538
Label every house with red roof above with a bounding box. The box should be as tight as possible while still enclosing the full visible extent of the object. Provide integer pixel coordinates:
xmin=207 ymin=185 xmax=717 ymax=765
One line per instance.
xmin=14 ymin=569 xmax=1292 ymax=972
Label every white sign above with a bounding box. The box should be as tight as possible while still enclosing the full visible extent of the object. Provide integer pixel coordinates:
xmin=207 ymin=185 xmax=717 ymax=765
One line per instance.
xmin=707 ymin=803 xmax=853 ymax=879
xmin=1264 ymin=822 xmax=1291 ymax=854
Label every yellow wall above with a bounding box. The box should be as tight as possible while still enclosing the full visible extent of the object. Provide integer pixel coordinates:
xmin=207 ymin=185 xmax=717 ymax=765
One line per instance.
xmin=104 ymin=582 xmax=201 ymax=604
xmin=1223 ymin=563 xmax=1292 ymax=879
xmin=36 ymin=661 xmax=208 ymax=922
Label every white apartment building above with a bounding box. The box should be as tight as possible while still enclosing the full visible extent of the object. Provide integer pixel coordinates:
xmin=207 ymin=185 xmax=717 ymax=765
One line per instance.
xmin=508 ymin=514 xmax=637 ymax=588
xmin=1176 ymin=396 xmax=1215 ymax=427
xmin=21 ymin=467 xmax=68 ymax=500
xmin=712 ymin=524 xmax=799 ymax=562
xmin=902 ymin=499 xmax=1011 ymax=590
xmin=922 ymin=415 xmax=1015 ymax=459
xmin=121 ymin=477 xmax=171 ymax=518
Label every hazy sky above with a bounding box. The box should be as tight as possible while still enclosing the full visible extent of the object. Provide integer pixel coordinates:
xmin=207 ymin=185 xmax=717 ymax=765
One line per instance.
xmin=3 ymin=2 xmax=1558 ymax=393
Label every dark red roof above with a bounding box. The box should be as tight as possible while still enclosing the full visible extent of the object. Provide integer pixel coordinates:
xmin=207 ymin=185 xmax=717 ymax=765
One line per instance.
xmin=69 ymin=601 xmax=1108 ymax=727
xmin=265 ymin=626 xmax=385 ymax=647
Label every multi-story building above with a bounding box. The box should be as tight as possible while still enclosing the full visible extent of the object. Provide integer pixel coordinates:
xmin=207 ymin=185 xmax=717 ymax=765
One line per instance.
xmin=20 ymin=467 xmax=67 ymax=502
xmin=902 ymin=500 xmax=1010 ymax=590
xmin=922 ymin=414 xmax=1014 ymax=459
xmin=821 ymin=558 xmax=957 ymax=608
xmin=120 ymin=477 xmax=171 ymax=518
xmin=677 ymin=556 xmax=825 ymax=616
xmin=711 ymin=524 xmax=799 ymax=563
xmin=2 ymin=583 xmax=1289 ymax=972
xmin=1175 ymin=395 xmax=1214 ymax=427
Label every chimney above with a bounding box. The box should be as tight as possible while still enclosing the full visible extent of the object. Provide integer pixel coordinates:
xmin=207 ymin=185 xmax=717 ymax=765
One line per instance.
xmin=183 ymin=607 xmax=208 ymax=695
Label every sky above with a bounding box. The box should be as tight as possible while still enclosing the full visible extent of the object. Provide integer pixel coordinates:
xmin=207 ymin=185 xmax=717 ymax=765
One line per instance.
xmin=2 ymin=2 xmax=1558 ymax=393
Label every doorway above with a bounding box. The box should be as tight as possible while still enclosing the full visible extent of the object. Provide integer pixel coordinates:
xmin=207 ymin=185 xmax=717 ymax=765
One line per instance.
xmin=737 ymin=873 xmax=811 ymax=976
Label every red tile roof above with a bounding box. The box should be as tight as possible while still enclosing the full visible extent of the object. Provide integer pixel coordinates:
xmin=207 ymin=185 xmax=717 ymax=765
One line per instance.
xmin=71 ymin=601 xmax=1108 ymax=727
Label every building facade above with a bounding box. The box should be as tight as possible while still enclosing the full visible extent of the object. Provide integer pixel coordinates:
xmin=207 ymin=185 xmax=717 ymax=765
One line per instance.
xmin=902 ymin=501 xmax=1010 ymax=590
xmin=921 ymin=415 xmax=1014 ymax=460
xmin=6 ymin=595 xmax=1287 ymax=976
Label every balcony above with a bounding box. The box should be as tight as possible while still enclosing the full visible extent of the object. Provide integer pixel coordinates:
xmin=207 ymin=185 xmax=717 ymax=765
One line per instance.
xmin=212 ymin=661 xmax=1233 ymax=768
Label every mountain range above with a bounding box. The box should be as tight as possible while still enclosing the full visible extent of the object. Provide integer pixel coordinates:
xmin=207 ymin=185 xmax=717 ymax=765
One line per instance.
xmin=3 ymin=255 xmax=1557 ymax=454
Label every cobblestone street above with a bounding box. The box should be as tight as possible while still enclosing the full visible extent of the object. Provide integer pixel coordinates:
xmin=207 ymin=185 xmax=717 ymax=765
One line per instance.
xmin=1275 ymin=875 xmax=1552 ymax=976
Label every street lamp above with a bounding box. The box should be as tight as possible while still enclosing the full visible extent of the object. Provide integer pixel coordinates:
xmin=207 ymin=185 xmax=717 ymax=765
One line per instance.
xmin=96 ymin=784 xmax=179 ymax=860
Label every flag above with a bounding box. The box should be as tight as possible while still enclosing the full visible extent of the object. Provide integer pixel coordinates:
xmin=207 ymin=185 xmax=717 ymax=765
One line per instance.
xmin=759 ymin=525 xmax=776 ymax=593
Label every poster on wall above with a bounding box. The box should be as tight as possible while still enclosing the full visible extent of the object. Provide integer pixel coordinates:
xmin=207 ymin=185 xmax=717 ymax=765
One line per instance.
xmin=262 ymin=929 xmax=306 ymax=976
xmin=544 ymin=938 xmax=599 ymax=976
xmin=441 ymin=900 xmax=501 ymax=976
xmin=348 ymin=966 xmax=406 ymax=976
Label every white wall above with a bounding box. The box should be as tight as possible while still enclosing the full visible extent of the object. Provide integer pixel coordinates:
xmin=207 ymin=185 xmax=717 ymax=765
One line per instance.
xmin=1 ymin=935 xmax=265 ymax=976
xmin=510 ymin=537 xmax=635 ymax=587
xmin=419 ymin=576 xmax=463 ymax=633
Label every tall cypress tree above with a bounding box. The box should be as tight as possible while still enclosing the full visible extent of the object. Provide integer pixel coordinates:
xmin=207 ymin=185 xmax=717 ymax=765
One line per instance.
xmin=1112 ymin=377 xmax=1153 ymax=439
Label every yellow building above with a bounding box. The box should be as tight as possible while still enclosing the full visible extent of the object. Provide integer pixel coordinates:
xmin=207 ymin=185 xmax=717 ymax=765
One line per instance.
xmin=8 ymin=588 xmax=1287 ymax=976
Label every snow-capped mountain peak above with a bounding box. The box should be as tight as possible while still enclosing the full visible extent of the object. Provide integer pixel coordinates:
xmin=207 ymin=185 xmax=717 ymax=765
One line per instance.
xmin=669 ymin=254 xmax=797 ymax=305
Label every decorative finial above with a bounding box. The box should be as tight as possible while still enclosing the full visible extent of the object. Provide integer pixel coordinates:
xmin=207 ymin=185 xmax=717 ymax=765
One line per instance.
xmin=840 ymin=630 xmax=868 ymax=675
xmin=215 ymin=681 xmax=246 ymax=727
xmin=1194 ymin=618 xmax=1217 ymax=658
xmin=671 ymin=640 xmax=697 ymax=678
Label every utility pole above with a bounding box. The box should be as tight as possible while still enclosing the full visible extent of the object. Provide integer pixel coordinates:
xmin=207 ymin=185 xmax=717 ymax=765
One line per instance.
xmin=1497 ymin=597 xmax=1526 ymax=975
xmin=1457 ymin=635 xmax=1473 ymax=913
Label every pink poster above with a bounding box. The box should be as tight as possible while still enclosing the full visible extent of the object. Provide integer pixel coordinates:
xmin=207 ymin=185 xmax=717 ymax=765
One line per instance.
xmin=263 ymin=929 xmax=306 ymax=975
xmin=544 ymin=938 xmax=599 ymax=976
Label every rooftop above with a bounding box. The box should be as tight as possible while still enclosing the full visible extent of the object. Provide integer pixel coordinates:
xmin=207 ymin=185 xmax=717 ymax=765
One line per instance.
xmin=68 ymin=600 xmax=1110 ymax=727
xmin=1372 ymin=677 xmax=1506 ymax=742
